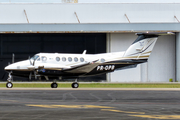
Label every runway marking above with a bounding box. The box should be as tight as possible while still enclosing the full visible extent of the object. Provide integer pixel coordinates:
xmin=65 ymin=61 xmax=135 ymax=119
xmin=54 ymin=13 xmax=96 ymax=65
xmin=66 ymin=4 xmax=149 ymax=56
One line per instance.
xmin=26 ymin=104 xmax=114 ymax=109
xmin=26 ymin=104 xmax=179 ymax=119
xmin=102 ymin=109 xmax=180 ymax=119
xmin=0 ymin=99 xmax=18 ymax=102
xmin=101 ymin=109 xmax=145 ymax=114
xmin=130 ymin=115 xmax=180 ymax=119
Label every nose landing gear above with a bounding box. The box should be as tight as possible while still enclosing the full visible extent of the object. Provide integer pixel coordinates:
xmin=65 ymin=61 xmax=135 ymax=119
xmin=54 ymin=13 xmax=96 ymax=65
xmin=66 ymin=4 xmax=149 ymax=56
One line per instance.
xmin=6 ymin=72 xmax=13 ymax=88
xmin=6 ymin=82 xmax=13 ymax=88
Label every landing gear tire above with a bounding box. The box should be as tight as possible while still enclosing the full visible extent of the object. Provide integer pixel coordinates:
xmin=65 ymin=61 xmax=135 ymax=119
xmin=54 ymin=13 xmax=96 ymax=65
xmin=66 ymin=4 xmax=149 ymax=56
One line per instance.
xmin=6 ymin=82 xmax=13 ymax=88
xmin=51 ymin=83 xmax=58 ymax=88
xmin=71 ymin=82 xmax=79 ymax=88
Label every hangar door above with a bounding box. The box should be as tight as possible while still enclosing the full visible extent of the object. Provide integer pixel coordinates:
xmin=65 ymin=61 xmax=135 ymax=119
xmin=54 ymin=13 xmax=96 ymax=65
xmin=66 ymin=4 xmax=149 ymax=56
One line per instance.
xmin=0 ymin=33 xmax=106 ymax=81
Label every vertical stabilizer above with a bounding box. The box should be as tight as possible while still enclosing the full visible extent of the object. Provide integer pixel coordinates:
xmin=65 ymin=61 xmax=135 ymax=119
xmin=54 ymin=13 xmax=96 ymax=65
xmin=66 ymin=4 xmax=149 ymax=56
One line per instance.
xmin=123 ymin=32 xmax=174 ymax=60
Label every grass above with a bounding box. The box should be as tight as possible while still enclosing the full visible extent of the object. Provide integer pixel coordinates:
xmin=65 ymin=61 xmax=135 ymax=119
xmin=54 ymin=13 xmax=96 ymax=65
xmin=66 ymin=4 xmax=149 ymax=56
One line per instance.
xmin=0 ymin=83 xmax=180 ymax=88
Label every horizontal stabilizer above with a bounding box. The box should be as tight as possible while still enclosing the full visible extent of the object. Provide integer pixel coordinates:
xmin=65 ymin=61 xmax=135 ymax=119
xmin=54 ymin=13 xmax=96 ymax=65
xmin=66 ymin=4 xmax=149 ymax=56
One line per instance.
xmin=136 ymin=32 xmax=175 ymax=36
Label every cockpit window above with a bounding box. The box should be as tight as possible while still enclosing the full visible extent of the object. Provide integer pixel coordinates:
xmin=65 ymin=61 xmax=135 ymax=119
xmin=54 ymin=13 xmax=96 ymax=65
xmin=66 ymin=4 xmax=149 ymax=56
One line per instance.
xmin=31 ymin=55 xmax=40 ymax=61
xmin=37 ymin=57 xmax=40 ymax=61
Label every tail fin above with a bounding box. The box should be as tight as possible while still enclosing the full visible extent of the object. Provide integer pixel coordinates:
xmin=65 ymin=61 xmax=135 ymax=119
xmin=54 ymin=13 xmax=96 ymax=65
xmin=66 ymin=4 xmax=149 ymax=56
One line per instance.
xmin=123 ymin=32 xmax=174 ymax=60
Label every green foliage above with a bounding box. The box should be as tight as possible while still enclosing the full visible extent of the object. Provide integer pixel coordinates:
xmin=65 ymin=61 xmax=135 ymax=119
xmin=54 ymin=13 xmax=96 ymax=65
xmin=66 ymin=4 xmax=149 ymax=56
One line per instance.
xmin=169 ymin=78 xmax=173 ymax=82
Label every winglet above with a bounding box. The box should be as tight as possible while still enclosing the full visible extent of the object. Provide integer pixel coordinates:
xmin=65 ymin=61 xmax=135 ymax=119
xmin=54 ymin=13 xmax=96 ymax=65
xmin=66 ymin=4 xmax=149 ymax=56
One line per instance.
xmin=82 ymin=50 xmax=87 ymax=55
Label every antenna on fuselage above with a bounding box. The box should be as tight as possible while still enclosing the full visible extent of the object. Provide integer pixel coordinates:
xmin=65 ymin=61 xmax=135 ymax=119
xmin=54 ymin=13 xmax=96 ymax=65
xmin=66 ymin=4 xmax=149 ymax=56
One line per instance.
xmin=12 ymin=53 xmax=15 ymax=63
xmin=82 ymin=50 xmax=87 ymax=55
xmin=8 ymin=53 xmax=15 ymax=65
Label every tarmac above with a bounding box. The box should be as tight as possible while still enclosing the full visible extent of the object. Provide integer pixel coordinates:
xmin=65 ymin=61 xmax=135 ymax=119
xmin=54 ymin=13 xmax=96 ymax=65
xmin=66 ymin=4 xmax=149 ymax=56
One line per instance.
xmin=0 ymin=88 xmax=180 ymax=120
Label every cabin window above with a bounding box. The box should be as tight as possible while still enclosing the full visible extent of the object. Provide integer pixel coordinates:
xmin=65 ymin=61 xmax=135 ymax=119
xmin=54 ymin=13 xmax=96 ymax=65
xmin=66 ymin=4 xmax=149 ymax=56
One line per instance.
xmin=56 ymin=57 xmax=60 ymax=62
xmin=74 ymin=57 xmax=78 ymax=62
xmin=42 ymin=56 xmax=47 ymax=61
xmin=80 ymin=57 xmax=84 ymax=62
xmin=101 ymin=58 xmax=105 ymax=62
xmin=68 ymin=57 xmax=72 ymax=62
xmin=62 ymin=57 xmax=66 ymax=62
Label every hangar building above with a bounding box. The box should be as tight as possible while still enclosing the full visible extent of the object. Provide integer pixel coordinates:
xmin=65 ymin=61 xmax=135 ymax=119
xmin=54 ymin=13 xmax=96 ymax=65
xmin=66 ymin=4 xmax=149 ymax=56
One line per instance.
xmin=0 ymin=0 xmax=179 ymax=82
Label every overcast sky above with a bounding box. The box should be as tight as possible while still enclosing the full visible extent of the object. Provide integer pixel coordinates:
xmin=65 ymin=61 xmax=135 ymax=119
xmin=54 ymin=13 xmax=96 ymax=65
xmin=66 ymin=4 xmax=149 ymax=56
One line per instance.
xmin=0 ymin=0 xmax=180 ymax=3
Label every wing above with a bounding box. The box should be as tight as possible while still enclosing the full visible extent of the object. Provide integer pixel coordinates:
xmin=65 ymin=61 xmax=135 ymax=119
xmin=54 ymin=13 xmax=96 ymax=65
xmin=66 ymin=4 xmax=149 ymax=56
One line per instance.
xmin=63 ymin=60 xmax=100 ymax=73
xmin=37 ymin=60 xmax=100 ymax=74
xmin=35 ymin=63 xmax=71 ymax=70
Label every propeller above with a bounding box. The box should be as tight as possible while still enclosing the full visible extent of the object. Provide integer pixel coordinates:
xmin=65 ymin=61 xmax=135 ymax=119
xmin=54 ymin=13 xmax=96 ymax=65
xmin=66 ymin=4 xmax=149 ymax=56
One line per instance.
xmin=5 ymin=54 xmax=15 ymax=81
xmin=28 ymin=56 xmax=33 ymax=65
xmin=28 ymin=56 xmax=37 ymax=80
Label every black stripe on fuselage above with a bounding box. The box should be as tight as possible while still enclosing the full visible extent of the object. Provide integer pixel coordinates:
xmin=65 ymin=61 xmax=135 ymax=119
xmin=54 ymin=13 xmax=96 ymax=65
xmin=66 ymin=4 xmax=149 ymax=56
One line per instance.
xmin=85 ymin=59 xmax=147 ymax=76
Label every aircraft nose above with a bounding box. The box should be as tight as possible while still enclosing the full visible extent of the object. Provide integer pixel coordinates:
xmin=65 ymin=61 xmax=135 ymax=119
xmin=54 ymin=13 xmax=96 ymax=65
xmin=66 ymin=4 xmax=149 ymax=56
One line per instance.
xmin=4 ymin=64 xmax=13 ymax=71
xmin=4 ymin=66 xmax=8 ymax=70
xmin=4 ymin=60 xmax=31 ymax=71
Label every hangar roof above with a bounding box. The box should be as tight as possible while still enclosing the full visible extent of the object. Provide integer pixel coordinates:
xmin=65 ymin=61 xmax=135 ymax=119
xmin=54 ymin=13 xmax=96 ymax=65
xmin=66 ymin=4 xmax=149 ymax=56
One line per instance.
xmin=0 ymin=23 xmax=179 ymax=33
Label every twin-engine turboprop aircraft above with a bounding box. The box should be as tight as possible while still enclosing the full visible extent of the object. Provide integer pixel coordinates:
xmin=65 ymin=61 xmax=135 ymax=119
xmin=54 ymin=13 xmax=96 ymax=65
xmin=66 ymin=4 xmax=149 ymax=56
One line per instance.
xmin=4 ymin=32 xmax=174 ymax=88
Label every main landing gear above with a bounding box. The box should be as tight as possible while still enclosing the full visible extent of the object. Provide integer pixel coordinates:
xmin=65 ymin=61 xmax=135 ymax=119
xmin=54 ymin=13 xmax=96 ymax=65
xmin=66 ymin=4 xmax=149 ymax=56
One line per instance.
xmin=51 ymin=82 xmax=58 ymax=88
xmin=71 ymin=82 xmax=79 ymax=88
xmin=50 ymin=82 xmax=79 ymax=88
xmin=6 ymin=72 xmax=13 ymax=88
xmin=71 ymin=79 xmax=79 ymax=88
xmin=50 ymin=79 xmax=79 ymax=88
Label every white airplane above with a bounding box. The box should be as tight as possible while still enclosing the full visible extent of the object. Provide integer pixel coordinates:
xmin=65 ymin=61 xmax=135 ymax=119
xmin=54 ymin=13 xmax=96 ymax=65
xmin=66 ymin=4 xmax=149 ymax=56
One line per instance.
xmin=4 ymin=32 xmax=174 ymax=88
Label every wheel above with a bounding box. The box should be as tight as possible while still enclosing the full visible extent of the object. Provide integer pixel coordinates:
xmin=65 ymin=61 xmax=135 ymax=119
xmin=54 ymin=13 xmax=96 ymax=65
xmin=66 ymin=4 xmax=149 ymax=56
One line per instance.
xmin=71 ymin=82 xmax=79 ymax=88
xmin=6 ymin=82 xmax=13 ymax=88
xmin=51 ymin=83 xmax=58 ymax=88
xmin=71 ymin=83 xmax=74 ymax=88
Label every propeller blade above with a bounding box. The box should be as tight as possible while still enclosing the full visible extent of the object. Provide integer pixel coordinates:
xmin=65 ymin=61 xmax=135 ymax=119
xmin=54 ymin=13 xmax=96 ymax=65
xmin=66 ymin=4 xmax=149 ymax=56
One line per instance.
xmin=29 ymin=72 xmax=32 ymax=80
xmin=34 ymin=71 xmax=37 ymax=79
xmin=33 ymin=59 xmax=35 ymax=66
xmin=29 ymin=58 xmax=33 ymax=65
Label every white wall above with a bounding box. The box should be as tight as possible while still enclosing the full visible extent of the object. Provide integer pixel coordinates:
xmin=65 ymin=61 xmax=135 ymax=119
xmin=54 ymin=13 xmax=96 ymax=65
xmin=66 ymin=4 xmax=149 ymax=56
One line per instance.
xmin=109 ymin=33 xmax=175 ymax=82
xmin=148 ymin=35 xmax=175 ymax=82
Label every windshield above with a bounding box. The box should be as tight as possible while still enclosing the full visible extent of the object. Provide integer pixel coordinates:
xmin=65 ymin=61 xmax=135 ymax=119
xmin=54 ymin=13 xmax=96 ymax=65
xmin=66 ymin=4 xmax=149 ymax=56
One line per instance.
xmin=31 ymin=55 xmax=40 ymax=61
